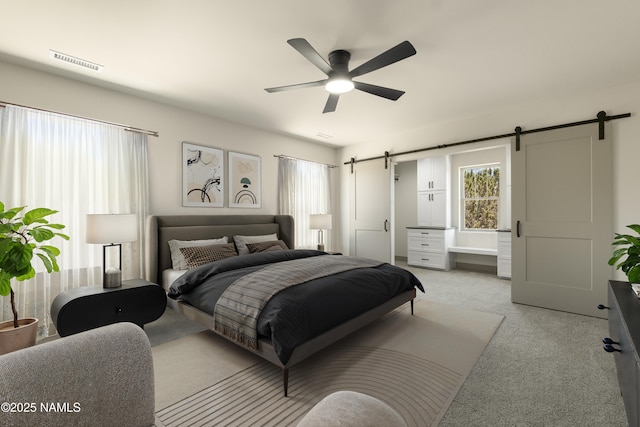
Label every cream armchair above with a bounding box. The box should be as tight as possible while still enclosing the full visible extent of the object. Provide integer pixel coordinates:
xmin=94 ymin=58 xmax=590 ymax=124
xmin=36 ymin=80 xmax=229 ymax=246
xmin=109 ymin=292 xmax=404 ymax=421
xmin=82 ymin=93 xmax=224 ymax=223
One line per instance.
xmin=0 ymin=322 xmax=155 ymax=427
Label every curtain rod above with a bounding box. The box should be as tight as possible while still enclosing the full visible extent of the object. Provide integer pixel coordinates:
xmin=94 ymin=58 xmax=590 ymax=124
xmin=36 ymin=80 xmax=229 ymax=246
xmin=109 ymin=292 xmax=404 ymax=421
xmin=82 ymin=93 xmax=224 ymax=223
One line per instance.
xmin=274 ymin=154 xmax=337 ymax=168
xmin=0 ymin=101 xmax=159 ymax=137
xmin=343 ymin=111 xmax=631 ymax=166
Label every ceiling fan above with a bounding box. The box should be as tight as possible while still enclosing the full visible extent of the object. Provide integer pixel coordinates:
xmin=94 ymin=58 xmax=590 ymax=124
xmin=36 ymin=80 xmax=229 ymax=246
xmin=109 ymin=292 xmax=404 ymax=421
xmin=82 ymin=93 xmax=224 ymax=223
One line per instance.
xmin=265 ymin=38 xmax=417 ymax=113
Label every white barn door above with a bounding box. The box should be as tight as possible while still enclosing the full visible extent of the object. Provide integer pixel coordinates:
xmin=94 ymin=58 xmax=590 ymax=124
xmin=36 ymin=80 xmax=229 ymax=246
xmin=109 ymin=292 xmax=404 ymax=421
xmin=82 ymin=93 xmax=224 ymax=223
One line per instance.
xmin=511 ymin=123 xmax=612 ymax=318
xmin=350 ymin=159 xmax=394 ymax=263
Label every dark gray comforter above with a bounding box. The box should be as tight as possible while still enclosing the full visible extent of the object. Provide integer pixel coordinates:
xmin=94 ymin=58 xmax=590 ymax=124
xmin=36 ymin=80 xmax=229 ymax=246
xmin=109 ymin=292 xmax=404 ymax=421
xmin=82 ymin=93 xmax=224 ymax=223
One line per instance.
xmin=168 ymin=250 xmax=424 ymax=364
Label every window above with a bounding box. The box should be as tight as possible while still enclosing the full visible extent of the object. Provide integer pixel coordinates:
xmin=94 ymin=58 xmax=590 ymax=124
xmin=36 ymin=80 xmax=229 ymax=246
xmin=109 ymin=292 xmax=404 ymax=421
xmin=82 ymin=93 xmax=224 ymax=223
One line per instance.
xmin=278 ymin=157 xmax=332 ymax=249
xmin=461 ymin=164 xmax=499 ymax=230
xmin=0 ymin=105 xmax=149 ymax=337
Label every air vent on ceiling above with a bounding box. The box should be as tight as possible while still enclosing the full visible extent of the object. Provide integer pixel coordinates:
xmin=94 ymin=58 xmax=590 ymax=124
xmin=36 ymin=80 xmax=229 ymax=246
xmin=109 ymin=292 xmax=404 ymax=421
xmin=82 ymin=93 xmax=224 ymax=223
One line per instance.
xmin=316 ymin=132 xmax=334 ymax=139
xmin=49 ymin=50 xmax=103 ymax=72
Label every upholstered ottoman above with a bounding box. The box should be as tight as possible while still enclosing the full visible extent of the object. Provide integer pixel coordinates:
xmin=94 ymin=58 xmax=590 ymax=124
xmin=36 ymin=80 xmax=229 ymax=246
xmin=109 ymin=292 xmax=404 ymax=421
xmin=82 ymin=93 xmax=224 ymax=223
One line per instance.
xmin=297 ymin=391 xmax=407 ymax=427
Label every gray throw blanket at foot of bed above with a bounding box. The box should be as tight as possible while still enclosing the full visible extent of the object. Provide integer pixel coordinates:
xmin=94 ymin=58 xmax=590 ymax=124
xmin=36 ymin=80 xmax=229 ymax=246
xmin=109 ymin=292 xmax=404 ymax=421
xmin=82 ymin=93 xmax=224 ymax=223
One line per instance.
xmin=213 ymin=255 xmax=382 ymax=350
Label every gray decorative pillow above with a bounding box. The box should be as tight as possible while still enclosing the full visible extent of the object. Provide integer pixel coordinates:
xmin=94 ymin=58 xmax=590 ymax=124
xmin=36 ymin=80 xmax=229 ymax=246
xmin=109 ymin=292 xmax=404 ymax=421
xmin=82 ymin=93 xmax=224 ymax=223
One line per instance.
xmin=246 ymin=240 xmax=289 ymax=253
xmin=179 ymin=243 xmax=238 ymax=268
xmin=233 ymin=233 xmax=278 ymax=255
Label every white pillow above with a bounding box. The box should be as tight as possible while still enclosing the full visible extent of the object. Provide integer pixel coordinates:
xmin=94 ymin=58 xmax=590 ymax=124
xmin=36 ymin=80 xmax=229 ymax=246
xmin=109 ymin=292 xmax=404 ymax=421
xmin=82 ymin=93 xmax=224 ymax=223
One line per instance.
xmin=168 ymin=237 xmax=228 ymax=270
xmin=233 ymin=233 xmax=278 ymax=255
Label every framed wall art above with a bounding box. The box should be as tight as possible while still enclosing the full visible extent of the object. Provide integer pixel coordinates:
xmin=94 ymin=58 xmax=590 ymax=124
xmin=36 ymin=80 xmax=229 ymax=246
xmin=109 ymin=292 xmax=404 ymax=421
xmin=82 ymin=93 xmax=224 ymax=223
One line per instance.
xmin=228 ymin=151 xmax=261 ymax=208
xmin=182 ymin=142 xmax=224 ymax=207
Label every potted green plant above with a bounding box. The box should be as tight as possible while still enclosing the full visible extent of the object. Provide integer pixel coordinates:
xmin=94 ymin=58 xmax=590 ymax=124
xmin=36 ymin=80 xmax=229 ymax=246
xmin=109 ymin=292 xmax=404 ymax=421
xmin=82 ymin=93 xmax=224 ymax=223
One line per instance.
xmin=0 ymin=201 xmax=68 ymax=354
xmin=609 ymin=224 xmax=640 ymax=283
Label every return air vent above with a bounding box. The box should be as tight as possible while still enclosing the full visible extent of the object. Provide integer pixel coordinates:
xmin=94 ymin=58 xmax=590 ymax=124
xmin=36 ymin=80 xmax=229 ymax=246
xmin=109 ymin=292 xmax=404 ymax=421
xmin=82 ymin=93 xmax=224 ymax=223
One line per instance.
xmin=49 ymin=50 xmax=103 ymax=72
xmin=315 ymin=132 xmax=333 ymax=139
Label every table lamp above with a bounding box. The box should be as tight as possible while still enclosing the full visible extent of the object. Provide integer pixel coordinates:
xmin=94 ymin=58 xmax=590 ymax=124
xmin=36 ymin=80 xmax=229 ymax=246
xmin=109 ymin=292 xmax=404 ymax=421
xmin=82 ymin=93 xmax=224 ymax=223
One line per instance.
xmin=86 ymin=214 xmax=137 ymax=288
xmin=310 ymin=214 xmax=332 ymax=251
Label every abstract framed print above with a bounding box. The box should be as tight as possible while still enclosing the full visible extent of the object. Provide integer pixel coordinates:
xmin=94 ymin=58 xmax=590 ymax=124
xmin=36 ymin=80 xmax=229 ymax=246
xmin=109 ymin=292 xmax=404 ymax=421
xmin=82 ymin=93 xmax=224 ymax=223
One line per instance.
xmin=228 ymin=151 xmax=261 ymax=208
xmin=182 ymin=142 xmax=224 ymax=207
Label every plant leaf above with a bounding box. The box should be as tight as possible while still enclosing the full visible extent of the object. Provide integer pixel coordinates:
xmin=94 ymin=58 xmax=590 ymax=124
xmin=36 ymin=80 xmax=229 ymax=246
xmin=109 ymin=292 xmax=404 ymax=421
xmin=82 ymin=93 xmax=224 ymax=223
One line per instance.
xmin=36 ymin=253 xmax=53 ymax=273
xmin=0 ymin=271 xmax=12 ymax=297
xmin=40 ymin=245 xmax=61 ymax=257
xmin=16 ymin=265 xmax=35 ymax=281
xmin=629 ymin=265 xmax=640 ymax=284
xmin=23 ymin=208 xmax=58 ymax=225
xmin=0 ymin=206 xmax=24 ymax=221
xmin=54 ymin=232 xmax=70 ymax=241
xmin=627 ymin=224 xmax=640 ymax=235
xmin=28 ymin=227 xmax=54 ymax=242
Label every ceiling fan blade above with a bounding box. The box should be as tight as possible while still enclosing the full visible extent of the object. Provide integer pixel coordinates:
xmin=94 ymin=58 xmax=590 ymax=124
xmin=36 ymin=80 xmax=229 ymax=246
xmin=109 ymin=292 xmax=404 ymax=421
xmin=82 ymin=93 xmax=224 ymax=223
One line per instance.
xmin=265 ymin=79 xmax=327 ymax=93
xmin=323 ymin=94 xmax=340 ymax=113
xmin=349 ymin=41 xmax=416 ymax=78
xmin=287 ymin=38 xmax=334 ymax=76
xmin=354 ymin=82 xmax=405 ymax=101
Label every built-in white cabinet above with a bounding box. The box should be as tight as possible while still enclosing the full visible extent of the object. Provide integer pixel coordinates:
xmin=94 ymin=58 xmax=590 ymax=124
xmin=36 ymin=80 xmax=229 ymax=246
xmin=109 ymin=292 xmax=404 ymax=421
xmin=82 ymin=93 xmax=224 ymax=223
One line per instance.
xmin=407 ymin=227 xmax=455 ymax=271
xmin=417 ymin=191 xmax=447 ymax=228
xmin=417 ymin=156 xmax=448 ymax=191
xmin=497 ymin=230 xmax=512 ymax=279
xmin=417 ymin=156 xmax=450 ymax=228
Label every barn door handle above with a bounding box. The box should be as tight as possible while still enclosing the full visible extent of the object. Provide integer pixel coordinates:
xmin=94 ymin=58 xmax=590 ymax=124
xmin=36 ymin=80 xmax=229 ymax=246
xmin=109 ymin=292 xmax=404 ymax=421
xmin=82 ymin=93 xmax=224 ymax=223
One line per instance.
xmin=603 ymin=344 xmax=621 ymax=353
xmin=516 ymin=220 xmax=521 ymax=238
xmin=384 ymin=219 xmax=389 ymax=232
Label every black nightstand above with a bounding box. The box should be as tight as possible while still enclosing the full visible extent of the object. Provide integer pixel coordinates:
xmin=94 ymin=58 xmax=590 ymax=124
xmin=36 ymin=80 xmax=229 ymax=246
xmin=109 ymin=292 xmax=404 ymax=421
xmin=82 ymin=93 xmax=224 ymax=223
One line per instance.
xmin=51 ymin=278 xmax=167 ymax=337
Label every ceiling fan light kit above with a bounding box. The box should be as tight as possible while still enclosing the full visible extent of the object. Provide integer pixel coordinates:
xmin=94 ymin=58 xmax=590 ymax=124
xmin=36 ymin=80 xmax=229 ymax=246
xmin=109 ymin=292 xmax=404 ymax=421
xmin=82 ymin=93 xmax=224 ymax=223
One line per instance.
xmin=325 ymin=78 xmax=354 ymax=94
xmin=265 ymin=38 xmax=416 ymax=113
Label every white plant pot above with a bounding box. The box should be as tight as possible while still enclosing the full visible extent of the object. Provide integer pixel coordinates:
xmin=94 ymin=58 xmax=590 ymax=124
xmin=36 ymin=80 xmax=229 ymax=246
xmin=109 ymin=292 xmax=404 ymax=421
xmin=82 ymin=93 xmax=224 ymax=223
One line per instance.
xmin=0 ymin=317 xmax=38 ymax=355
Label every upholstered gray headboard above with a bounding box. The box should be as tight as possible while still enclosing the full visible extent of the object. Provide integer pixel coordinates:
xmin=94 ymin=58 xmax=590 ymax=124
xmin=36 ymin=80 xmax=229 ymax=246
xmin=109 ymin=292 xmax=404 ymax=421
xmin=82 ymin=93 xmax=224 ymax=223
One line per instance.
xmin=144 ymin=214 xmax=295 ymax=284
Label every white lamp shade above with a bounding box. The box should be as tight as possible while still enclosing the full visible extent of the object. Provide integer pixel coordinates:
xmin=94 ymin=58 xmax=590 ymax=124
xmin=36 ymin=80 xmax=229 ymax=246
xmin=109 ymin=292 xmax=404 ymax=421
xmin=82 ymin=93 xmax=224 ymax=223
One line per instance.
xmin=309 ymin=214 xmax=332 ymax=230
xmin=86 ymin=214 xmax=137 ymax=244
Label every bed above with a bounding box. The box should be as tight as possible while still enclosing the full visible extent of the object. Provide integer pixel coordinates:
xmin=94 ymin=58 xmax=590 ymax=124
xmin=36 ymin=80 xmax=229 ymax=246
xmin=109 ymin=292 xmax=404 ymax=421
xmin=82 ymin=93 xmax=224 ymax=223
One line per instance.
xmin=145 ymin=214 xmax=423 ymax=396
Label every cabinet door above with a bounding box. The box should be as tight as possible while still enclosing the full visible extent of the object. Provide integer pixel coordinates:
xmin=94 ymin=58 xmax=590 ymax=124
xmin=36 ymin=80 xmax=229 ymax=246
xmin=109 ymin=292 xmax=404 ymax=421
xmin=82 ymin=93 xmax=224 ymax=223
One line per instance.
xmin=417 ymin=158 xmax=431 ymax=192
xmin=430 ymin=191 xmax=447 ymax=227
xmin=430 ymin=156 xmax=448 ymax=190
xmin=417 ymin=157 xmax=448 ymax=191
xmin=417 ymin=192 xmax=432 ymax=226
xmin=417 ymin=191 xmax=447 ymax=227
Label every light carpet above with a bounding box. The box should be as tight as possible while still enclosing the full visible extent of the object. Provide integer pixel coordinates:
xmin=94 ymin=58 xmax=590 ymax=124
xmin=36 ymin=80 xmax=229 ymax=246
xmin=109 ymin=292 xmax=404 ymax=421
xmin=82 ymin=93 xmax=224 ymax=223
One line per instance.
xmin=153 ymin=300 xmax=503 ymax=427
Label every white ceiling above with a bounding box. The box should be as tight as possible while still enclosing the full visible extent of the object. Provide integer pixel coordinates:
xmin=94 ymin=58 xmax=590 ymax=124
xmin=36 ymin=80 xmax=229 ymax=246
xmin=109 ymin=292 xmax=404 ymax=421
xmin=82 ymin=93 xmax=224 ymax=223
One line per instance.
xmin=1 ymin=0 xmax=640 ymax=146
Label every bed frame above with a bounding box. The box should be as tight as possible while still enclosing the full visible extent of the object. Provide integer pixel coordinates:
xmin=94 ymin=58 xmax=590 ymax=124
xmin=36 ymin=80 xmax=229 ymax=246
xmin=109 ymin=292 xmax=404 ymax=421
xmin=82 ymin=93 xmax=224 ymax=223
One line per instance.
xmin=145 ymin=214 xmax=416 ymax=396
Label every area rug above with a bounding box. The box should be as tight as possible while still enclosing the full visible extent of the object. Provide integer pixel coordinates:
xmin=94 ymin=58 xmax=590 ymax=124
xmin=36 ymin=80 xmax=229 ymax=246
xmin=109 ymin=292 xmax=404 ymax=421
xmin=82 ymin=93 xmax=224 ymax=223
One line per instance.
xmin=153 ymin=299 xmax=503 ymax=427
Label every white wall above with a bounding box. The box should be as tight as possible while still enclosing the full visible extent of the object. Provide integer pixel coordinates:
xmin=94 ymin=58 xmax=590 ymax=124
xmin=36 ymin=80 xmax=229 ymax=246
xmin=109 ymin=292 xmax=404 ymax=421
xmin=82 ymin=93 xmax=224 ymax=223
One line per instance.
xmin=393 ymin=160 xmax=417 ymax=258
xmin=450 ymin=145 xmax=509 ymax=247
xmin=0 ymin=60 xmax=342 ymax=247
xmin=5 ymin=58 xmax=639 ymax=280
xmin=339 ymin=79 xmax=640 ymax=281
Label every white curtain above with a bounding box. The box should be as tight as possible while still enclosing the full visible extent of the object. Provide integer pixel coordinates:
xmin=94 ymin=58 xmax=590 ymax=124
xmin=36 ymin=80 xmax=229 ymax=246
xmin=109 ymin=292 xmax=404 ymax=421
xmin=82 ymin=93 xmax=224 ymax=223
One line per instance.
xmin=278 ymin=157 xmax=332 ymax=249
xmin=0 ymin=105 xmax=149 ymax=337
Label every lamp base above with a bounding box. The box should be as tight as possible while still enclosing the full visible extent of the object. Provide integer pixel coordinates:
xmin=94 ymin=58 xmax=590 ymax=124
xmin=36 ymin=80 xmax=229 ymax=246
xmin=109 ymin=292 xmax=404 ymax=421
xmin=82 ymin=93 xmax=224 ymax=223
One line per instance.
xmin=103 ymin=269 xmax=122 ymax=289
xmin=317 ymin=243 xmax=325 ymax=252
